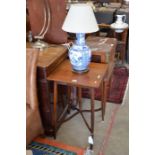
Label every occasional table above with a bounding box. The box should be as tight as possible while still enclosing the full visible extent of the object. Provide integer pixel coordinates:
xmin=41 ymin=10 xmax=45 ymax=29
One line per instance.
xmin=47 ymin=60 xmax=108 ymax=147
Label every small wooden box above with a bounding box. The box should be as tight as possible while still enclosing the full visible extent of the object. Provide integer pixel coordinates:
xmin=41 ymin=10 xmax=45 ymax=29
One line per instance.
xmin=86 ymin=36 xmax=117 ymax=64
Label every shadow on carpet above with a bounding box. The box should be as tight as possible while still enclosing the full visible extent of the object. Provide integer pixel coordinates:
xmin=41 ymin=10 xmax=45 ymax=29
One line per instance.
xmin=82 ymin=66 xmax=129 ymax=104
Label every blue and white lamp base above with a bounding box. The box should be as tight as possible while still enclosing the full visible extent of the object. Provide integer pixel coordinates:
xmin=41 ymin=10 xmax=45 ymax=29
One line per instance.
xmin=69 ymin=33 xmax=91 ymax=73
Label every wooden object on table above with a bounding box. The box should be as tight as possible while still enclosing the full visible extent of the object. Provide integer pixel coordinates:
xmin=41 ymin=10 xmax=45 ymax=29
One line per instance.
xmin=26 ymin=43 xmax=68 ymax=136
xmin=47 ymin=60 xmax=108 ymax=144
xmin=87 ymin=36 xmax=117 ymax=63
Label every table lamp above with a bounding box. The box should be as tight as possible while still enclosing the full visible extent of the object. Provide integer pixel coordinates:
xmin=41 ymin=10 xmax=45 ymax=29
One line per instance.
xmin=62 ymin=4 xmax=99 ymax=73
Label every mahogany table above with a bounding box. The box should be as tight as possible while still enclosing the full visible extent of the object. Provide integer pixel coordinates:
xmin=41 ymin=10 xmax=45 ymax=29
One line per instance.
xmin=47 ymin=60 xmax=108 ymax=147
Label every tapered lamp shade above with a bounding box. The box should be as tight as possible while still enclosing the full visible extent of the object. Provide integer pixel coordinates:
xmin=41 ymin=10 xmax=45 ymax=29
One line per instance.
xmin=62 ymin=4 xmax=99 ymax=33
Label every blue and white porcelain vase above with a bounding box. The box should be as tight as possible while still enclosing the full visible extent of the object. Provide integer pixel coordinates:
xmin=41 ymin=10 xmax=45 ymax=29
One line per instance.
xmin=69 ymin=33 xmax=91 ymax=73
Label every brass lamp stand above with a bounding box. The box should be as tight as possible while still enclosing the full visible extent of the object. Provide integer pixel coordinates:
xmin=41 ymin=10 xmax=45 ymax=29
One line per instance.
xmin=31 ymin=0 xmax=51 ymax=49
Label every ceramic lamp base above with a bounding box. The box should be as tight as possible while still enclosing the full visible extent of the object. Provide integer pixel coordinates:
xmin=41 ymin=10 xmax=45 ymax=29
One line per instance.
xmin=69 ymin=33 xmax=91 ymax=73
xmin=72 ymin=68 xmax=89 ymax=74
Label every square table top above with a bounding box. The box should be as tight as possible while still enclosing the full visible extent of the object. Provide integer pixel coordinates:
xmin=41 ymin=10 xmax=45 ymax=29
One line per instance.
xmin=47 ymin=60 xmax=108 ymax=89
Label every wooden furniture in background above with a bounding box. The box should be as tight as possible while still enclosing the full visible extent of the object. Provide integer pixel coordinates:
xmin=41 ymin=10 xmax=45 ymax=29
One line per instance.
xmin=27 ymin=0 xmax=67 ymax=44
xmin=37 ymin=46 xmax=68 ymax=136
xmin=26 ymin=48 xmax=44 ymax=145
xmin=97 ymin=24 xmax=128 ymax=64
xmin=87 ymin=36 xmax=117 ymax=63
xmin=47 ymin=60 xmax=108 ymax=144
xmin=113 ymin=28 xmax=128 ymax=64
xmin=26 ymin=43 xmax=68 ymax=136
xmin=87 ymin=36 xmax=117 ymax=102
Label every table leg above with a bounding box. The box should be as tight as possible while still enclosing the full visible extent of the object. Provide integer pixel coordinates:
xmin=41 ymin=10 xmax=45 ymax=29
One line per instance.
xmin=78 ymin=87 xmax=91 ymax=132
xmin=90 ymin=88 xmax=95 ymax=149
xmin=103 ymin=80 xmax=108 ymax=121
xmin=71 ymin=87 xmax=77 ymax=109
xmin=53 ymin=81 xmax=58 ymax=139
xmin=67 ymin=86 xmax=71 ymax=113
xmin=101 ymin=80 xmax=104 ymax=121
xmin=107 ymin=75 xmax=112 ymax=95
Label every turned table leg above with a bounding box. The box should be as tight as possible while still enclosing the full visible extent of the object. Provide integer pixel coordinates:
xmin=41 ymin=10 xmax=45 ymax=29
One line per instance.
xmin=53 ymin=81 xmax=58 ymax=139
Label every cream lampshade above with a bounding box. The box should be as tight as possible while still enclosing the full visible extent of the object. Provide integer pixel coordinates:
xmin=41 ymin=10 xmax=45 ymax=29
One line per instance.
xmin=62 ymin=4 xmax=99 ymax=73
xmin=62 ymin=4 xmax=99 ymax=33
